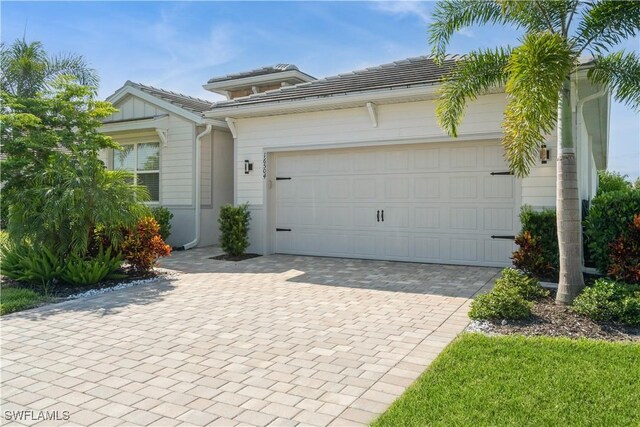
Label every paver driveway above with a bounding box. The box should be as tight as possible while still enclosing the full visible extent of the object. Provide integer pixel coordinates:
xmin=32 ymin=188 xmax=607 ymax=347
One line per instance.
xmin=1 ymin=249 xmax=499 ymax=426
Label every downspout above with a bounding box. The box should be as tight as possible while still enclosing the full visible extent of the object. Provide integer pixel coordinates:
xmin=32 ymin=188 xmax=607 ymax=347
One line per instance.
xmin=577 ymin=89 xmax=606 ymax=195
xmin=576 ymin=89 xmax=606 ymax=272
xmin=182 ymin=124 xmax=212 ymax=250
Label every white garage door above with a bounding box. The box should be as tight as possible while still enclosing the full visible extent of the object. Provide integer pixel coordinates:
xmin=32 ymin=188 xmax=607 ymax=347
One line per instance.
xmin=273 ymin=141 xmax=519 ymax=267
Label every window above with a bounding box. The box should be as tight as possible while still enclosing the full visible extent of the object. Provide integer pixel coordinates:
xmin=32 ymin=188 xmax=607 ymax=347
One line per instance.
xmin=113 ymin=142 xmax=160 ymax=202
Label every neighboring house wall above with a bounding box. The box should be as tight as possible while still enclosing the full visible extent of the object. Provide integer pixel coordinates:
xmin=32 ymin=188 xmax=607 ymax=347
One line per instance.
xmin=232 ymin=93 xmax=558 ymax=253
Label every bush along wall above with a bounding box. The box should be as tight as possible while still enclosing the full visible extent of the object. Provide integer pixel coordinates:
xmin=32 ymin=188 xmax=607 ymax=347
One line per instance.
xmin=584 ymin=189 xmax=640 ymax=276
xmin=219 ymin=203 xmax=251 ymax=257
xmin=512 ymin=206 xmax=559 ymax=281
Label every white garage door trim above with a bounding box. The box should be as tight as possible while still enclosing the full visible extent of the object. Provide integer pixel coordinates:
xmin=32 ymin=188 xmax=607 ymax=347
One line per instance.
xmin=270 ymin=140 xmax=521 ymax=267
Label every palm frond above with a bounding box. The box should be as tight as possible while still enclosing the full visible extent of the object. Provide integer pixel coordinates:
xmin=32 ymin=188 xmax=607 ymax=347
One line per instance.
xmin=588 ymin=50 xmax=640 ymax=111
xmin=429 ymin=0 xmax=506 ymax=62
xmin=436 ymin=48 xmax=511 ymax=137
xmin=46 ymin=53 xmax=99 ymax=91
xmin=503 ymin=32 xmax=575 ymax=177
xmin=574 ymin=0 xmax=640 ymax=55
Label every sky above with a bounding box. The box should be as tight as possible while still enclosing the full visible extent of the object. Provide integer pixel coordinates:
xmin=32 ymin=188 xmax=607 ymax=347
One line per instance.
xmin=2 ymin=1 xmax=639 ymax=178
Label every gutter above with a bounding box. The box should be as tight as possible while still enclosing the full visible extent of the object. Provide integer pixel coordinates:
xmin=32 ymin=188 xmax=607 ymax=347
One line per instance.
xmin=577 ymin=89 xmax=607 ymax=170
xmin=181 ymin=124 xmax=212 ymax=250
xmin=204 ymin=84 xmax=449 ymax=119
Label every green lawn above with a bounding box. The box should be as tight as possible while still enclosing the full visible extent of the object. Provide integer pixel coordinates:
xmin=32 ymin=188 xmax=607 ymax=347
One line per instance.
xmin=0 ymin=287 xmax=46 ymax=315
xmin=373 ymin=333 xmax=640 ymax=427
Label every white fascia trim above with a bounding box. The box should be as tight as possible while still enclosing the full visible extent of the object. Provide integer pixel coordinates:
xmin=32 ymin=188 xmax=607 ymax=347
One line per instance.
xmin=262 ymin=131 xmax=505 ymax=153
xmin=108 ymin=86 xmax=206 ymax=124
xmin=99 ymin=115 xmax=169 ymax=134
xmin=203 ymin=70 xmax=315 ymax=92
xmin=205 ymin=85 xmax=447 ymax=119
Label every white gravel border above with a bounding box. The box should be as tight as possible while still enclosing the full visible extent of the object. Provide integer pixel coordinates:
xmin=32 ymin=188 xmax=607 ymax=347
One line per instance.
xmin=65 ymin=270 xmax=180 ymax=300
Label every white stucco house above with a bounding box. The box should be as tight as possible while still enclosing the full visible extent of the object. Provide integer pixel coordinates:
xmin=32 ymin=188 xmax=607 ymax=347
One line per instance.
xmin=102 ymin=56 xmax=609 ymax=267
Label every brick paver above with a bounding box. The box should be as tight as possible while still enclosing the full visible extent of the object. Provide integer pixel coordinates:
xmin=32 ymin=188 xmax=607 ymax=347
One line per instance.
xmin=1 ymin=248 xmax=498 ymax=426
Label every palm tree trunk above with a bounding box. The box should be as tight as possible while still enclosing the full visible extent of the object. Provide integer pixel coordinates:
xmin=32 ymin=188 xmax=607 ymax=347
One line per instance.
xmin=556 ymin=81 xmax=585 ymax=304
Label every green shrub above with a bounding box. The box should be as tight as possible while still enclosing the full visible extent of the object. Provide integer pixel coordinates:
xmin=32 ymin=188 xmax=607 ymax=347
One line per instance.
xmin=218 ymin=203 xmax=251 ymax=257
xmin=585 ymin=189 xmax=640 ymax=274
xmin=0 ymin=245 xmax=64 ymax=288
xmin=0 ymin=287 xmax=45 ymax=315
xmin=512 ymin=206 xmax=558 ymax=280
xmin=469 ymin=286 xmax=533 ymax=320
xmin=469 ymin=268 xmax=547 ymax=321
xmin=61 ymin=247 xmax=124 ymax=286
xmin=572 ymin=278 xmax=640 ymax=326
xmin=495 ymin=268 xmax=550 ymax=300
xmin=151 ymin=207 xmax=173 ymax=241
xmin=596 ymin=170 xmax=632 ymax=196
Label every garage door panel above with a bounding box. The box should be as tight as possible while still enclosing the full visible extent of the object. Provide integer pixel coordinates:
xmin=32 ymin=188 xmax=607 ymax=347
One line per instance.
xmin=450 ymin=207 xmax=478 ymax=230
xmin=415 ymin=207 xmax=441 ymax=229
xmin=414 ymin=177 xmax=441 ymax=199
xmin=484 ymin=208 xmax=515 ymax=231
xmin=274 ymin=141 xmax=518 ymax=266
xmin=450 ymin=239 xmax=479 ymax=262
xmin=414 ymin=148 xmax=440 ymax=170
xmin=450 ymin=146 xmax=478 ymax=169
xmin=484 ymin=176 xmax=514 ymax=199
xmin=385 ymin=177 xmax=411 ymax=200
xmin=449 ymin=176 xmax=478 ymax=199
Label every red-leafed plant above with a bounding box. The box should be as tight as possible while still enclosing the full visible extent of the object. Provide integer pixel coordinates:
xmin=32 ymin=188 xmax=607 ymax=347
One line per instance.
xmin=121 ymin=217 xmax=171 ymax=273
xmin=608 ymin=214 xmax=640 ymax=284
xmin=512 ymin=231 xmax=556 ymax=280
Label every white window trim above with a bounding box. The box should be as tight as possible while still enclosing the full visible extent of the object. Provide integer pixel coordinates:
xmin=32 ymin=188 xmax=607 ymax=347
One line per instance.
xmin=112 ymin=140 xmax=161 ymax=205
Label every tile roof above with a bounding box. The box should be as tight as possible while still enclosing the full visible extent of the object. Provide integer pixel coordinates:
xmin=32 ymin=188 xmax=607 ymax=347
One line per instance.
xmin=211 ymin=56 xmax=460 ymax=109
xmin=125 ymin=81 xmax=214 ymax=114
xmin=207 ymin=64 xmax=305 ymax=84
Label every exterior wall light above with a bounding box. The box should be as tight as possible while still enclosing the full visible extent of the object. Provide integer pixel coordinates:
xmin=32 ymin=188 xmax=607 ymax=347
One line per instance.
xmin=244 ymin=160 xmax=253 ymax=174
xmin=540 ymin=143 xmax=550 ymax=164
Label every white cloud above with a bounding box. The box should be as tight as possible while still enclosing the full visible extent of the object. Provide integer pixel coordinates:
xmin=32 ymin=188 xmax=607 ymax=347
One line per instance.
xmin=373 ymin=1 xmax=431 ymax=24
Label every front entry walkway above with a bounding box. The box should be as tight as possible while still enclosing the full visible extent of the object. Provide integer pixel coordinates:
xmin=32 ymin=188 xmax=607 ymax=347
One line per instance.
xmin=1 ymin=250 xmax=499 ymax=426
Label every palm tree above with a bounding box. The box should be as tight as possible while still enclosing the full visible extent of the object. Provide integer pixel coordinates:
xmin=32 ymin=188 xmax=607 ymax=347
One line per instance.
xmin=0 ymin=39 xmax=98 ymax=97
xmin=429 ymin=0 xmax=640 ymax=303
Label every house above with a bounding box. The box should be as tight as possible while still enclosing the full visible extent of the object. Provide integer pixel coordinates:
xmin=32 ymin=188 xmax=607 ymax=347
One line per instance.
xmin=204 ymin=56 xmax=608 ymax=267
xmin=102 ymin=56 xmax=609 ymax=267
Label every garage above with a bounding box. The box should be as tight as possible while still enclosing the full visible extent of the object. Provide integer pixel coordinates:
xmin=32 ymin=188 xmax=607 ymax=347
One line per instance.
xmin=273 ymin=140 xmax=520 ymax=267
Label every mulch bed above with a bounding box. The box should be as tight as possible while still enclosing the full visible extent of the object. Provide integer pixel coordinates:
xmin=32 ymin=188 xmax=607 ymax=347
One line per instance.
xmin=476 ymin=292 xmax=639 ymax=342
xmin=210 ymin=253 xmax=261 ymax=262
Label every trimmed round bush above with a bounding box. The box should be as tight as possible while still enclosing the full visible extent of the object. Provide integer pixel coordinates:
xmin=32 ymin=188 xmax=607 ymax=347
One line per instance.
xmin=572 ymin=278 xmax=640 ymax=326
xmin=469 ymin=286 xmax=533 ymax=320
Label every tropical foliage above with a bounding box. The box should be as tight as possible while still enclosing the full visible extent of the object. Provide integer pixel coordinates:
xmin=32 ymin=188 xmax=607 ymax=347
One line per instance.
xmin=0 ymin=39 xmax=98 ymax=98
xmin=429 ymin=0 xmax=640 ymax=303
xmin=1 ymin=40 xmax=169 ymax=293
xmin=121 ymin=217 xmax=172 ymax=273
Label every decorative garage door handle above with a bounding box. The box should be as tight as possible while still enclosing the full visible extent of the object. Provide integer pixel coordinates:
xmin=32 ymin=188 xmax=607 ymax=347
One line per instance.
xmin=381 ymin=210 xmax=384 ymax=222
xmin=491 ymin=235 xmax=515 ymax=239
xmin=377 ymin=210 xmax=380 ymax=222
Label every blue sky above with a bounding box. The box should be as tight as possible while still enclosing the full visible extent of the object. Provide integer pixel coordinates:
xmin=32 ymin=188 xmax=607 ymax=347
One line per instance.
xmin=2 ymin=1 xmax=638 ymax=178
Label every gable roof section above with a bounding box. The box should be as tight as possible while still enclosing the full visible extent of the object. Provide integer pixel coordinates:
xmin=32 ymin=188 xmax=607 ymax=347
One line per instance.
xmin=210 ymin=56 xmax=459 ymax=109
xmin=105 ymin=81 xmax=215 ymax=124
xmin=124 ymin=81 xmax=214 ymax=114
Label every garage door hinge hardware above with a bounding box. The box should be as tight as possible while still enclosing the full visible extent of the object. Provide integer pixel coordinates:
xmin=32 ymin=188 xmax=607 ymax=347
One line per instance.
xmin=276 ymin=177 xmax=292 ymax=180
xmin=276 ymin=228 xmax=292 ymax=232
xmin=491 ymin=235 xmax=515 ymax=240
xmin=490 ymin=171 xmax=514 ymax=175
